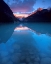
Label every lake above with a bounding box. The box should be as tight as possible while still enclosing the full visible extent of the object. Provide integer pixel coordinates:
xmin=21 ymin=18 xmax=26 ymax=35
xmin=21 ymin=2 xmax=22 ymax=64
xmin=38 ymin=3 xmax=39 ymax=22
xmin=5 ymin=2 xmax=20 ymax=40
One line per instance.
xmin=0 ymin=23 xmax=51 ymax=64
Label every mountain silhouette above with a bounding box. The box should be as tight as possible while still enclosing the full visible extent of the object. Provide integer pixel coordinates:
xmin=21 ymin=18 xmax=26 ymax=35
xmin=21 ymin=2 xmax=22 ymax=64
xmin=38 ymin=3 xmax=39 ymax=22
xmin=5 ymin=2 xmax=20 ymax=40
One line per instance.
xmin=0 ymin=0 xmax=18 ymax=23
xmin=25 ymin=8 xmax=51 ymax=22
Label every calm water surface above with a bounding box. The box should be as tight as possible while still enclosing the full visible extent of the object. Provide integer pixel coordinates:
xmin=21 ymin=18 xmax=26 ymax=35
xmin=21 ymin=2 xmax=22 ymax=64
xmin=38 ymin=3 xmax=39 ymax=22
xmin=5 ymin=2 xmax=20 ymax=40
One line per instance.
xmin=0 ymin=23 xmax=51 ymax=64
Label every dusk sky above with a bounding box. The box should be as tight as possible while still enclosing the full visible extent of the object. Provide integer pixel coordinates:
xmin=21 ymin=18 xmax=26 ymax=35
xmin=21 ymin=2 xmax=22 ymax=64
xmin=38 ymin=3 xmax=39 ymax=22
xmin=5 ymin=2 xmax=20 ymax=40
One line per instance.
xmin=4 ymin=0 xmax=51 ymax=13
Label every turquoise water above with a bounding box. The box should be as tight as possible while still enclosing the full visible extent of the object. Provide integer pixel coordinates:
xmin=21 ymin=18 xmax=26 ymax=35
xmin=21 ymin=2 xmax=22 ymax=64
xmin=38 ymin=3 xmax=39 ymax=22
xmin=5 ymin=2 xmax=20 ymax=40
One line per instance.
xmin=0 ymin=23 xmax=51 ymax=64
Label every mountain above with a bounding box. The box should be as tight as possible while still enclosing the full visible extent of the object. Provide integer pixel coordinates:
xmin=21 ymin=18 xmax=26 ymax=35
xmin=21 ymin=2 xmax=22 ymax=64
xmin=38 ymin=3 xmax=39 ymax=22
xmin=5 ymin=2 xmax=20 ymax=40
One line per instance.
xmin=0 ymin=0 xmax=19 ymax=23
xmin=25 ymin=8 xmax=51 ymax=22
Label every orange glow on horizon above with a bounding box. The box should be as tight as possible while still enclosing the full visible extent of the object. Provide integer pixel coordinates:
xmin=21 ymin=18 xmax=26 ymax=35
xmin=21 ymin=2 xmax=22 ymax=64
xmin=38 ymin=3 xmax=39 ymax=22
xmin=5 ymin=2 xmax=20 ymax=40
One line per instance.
xmin=13 ymin=13 xmax=29 ymax=18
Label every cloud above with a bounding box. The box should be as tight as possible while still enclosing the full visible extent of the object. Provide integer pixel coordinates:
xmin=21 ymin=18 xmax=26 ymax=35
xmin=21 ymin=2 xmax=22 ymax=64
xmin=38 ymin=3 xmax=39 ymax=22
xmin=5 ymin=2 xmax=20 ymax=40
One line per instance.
xmin=4 ymin=0 xmax=36 ymax=12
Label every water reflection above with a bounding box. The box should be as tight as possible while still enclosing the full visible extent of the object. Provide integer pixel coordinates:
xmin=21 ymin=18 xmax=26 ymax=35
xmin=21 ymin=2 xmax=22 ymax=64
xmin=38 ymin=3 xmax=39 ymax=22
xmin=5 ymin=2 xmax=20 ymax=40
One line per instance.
xmin=0 ymin=25 xmax=51 ymax=64
xmin=14 ymin=26 xmax=29 ymax=31
xmin=24 ymin=23 xmax=51 ymax=35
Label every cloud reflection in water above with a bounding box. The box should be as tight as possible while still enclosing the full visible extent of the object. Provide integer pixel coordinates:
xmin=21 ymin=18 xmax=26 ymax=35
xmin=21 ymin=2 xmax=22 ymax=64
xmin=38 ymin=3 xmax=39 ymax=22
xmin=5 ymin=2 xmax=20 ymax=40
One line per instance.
xmin=0 ymin=26 xmax=51 ymax=64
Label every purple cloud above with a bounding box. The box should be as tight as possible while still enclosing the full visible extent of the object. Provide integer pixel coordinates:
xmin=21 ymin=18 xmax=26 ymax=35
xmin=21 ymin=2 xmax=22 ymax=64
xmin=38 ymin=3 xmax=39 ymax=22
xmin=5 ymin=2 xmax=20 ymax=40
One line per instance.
xmin=4 ymin=0 xmax=36 ymax=12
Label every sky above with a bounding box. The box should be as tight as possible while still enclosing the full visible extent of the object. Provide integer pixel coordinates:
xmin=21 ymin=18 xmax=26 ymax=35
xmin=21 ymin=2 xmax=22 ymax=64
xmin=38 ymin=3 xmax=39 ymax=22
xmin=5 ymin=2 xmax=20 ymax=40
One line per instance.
xmin=4 ymin=0 xmax=51 ymax=13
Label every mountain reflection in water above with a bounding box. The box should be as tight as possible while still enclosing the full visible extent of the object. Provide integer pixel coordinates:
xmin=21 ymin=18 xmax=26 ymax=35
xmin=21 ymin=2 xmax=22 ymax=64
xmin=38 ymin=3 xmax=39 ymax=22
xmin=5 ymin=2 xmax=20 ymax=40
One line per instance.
xmin=0 ymin=24 xmax=51 ymax=64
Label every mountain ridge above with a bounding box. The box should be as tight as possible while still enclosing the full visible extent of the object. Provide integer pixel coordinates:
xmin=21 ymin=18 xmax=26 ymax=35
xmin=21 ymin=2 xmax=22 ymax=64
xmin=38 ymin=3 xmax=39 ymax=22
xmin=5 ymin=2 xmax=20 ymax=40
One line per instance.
xmin=0 ymin=0 xmax=19 ymax=23
xmin=24 ymin=8 xmax=51 ymax=22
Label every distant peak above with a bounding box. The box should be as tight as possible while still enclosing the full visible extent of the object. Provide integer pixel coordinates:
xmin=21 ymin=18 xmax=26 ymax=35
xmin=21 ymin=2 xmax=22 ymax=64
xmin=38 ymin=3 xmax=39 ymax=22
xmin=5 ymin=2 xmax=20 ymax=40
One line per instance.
xmin=37 ymin=8 xmax=43 ymax=11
